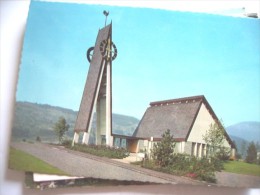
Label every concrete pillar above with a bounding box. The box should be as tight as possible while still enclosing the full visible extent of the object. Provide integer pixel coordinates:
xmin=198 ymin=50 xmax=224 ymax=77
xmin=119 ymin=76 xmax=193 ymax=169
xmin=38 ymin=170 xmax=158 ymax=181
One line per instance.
xmin=108 ymin=136 xmax=113 ymax=147
xmin=96 ymin=97 xmax=105 ymax=145
xmin=180 ymin=141 xmax=185 ymax=153
xmin=198 ymin=143 xmax=202 ymax=158
xmin=95 ymin=60 xmax=113 ymax=146
xmin=106 ymin=62 xmax=112 ymax=146
xmin=82 ymin=132 xmax=89 ymax=144
xmin=231 ymin=148 xmax=236 ymax=159
xmin=72 ymin=132 xmax=79 ymax=146
xmin=96 ymin=102 xmax=100 ymax=145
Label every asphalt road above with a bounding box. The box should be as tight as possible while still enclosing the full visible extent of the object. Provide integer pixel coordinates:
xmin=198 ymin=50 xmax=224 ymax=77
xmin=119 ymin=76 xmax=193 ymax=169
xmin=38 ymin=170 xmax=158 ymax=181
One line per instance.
xmin=216 ymin=171 xmax=260 ymax=188
xmin=10 ymin=142 xmax=202 ymax=185
xmin=10 ymin=142 xmax=260 ymax=188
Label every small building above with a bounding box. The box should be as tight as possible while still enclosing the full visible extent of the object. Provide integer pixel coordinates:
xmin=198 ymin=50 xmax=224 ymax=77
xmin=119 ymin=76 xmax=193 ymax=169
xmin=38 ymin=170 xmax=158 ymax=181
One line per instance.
xmin=114 ymin=95 xmax=236 ymax=158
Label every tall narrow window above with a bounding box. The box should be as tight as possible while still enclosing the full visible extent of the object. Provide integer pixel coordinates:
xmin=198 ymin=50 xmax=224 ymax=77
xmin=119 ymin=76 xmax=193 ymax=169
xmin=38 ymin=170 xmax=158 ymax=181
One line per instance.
xmin=191 ymin=142 xmax=196 ymax=156
xmin=197 ymin=143 xmax=201 ymax=157
xmin=201 ymin=144 xmax=205 ymax=157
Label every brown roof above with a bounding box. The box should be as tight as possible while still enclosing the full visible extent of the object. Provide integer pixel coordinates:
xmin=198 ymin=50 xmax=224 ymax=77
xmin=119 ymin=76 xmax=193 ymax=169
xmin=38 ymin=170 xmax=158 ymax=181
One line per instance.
xmin=133 ymin=95 xmax=202 ymax=140
xmin=132 ymin=95 xmax=235 ymax=148
xmin=74 ymin=24 xmax=112 ymax=132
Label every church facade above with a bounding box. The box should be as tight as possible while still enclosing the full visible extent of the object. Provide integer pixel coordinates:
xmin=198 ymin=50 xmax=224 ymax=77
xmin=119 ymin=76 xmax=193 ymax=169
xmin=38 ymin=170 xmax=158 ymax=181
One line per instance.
xmin=113 ymin=95 xmax=236 ymax=158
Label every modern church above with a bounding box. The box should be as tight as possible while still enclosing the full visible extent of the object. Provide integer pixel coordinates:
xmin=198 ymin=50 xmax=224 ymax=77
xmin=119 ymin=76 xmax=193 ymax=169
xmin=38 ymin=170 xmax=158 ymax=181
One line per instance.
xmin=73 ymin=21 xmax=236 ymax=159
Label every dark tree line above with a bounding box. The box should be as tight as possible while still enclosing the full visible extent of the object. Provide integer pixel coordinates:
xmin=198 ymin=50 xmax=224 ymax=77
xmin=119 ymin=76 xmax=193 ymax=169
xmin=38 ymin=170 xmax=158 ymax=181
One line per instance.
xmin=245 ymin=141 xmax=258 ymax=164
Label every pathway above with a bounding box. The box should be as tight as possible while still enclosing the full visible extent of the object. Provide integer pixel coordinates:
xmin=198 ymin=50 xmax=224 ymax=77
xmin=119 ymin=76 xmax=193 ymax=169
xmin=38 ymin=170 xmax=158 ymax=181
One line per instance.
xmin=10 ymin=142 xmax=203 ymax=185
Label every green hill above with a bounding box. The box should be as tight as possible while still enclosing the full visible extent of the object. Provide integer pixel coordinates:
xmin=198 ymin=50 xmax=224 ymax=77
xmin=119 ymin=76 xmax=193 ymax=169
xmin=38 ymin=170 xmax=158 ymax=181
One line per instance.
xmin=12 ymin=101 xmax=139 ymax=143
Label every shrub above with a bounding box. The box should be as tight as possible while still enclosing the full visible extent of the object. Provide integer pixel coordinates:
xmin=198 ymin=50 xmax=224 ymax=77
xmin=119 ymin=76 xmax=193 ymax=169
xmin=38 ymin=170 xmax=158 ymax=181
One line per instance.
xmin=141 ymin=154 xmax=218 ymax=183
xmin=169 ymin=156 xmax=217 ymax=182
xmin=189 ymin=157 xmax=216 ymax=183
xmin=67 ymin=144 xmax=129 ymax=159
xmin=216 ymin=147 xmax=230 ymax=161
xmin=36 ymin=136 xmax=41 ymax=142
xmin=169 ymin=154 xmax=191 ymax=174
xmin=210 ymin=157 xmax=224 ymax=171
xmin=62 ymin=139 xmax=72 ymax=147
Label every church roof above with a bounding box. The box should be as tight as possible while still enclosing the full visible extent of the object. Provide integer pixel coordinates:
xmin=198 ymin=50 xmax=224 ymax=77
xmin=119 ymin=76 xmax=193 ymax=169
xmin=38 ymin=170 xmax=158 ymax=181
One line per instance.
xmin=132 ymin=95 xmax=235 ymax=148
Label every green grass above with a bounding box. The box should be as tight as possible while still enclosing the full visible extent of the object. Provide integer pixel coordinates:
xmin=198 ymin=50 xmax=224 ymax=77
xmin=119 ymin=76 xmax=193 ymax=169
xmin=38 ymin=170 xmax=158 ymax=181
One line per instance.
xmin=9 ymin=147 xmax=68 ymax=175
xmin=224 ymin=161 xmax=260 ymax=177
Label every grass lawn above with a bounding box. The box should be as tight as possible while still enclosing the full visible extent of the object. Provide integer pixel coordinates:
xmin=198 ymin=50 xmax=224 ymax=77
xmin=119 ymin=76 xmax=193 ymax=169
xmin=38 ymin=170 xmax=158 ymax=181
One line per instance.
xmin=9 ymin=147 xmax=68 ymax=175
xmin=224 ymin=160 xmax=260 ymax=177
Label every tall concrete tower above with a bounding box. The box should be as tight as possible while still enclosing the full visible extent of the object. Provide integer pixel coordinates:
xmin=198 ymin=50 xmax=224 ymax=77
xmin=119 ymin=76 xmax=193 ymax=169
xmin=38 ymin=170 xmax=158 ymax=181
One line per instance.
xmin=72 ymin=22 xmax=117 ymax=146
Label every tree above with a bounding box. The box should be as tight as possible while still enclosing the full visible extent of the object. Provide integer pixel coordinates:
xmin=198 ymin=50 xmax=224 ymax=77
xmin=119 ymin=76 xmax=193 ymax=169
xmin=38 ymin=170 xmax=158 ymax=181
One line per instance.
xmin=152 ymin=129 xmax=175 ymax=167
xmin=245 ymin=141 xmax=257 ymax=164
xmin=36 ymin=136 xmax=41 ymax=142
xmin=255 ymin=141 xmax=260 ymax=151
xmin=53 ymin=116 xmax=69 ymax=144
xmin=240 ymin=140 xmax=247 ymax=159
xmin=203 ymin=122 xmax=230 ymax=159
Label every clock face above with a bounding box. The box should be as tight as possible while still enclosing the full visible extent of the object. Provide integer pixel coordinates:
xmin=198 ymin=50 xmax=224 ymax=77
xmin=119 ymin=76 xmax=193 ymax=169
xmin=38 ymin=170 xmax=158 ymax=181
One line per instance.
xmin=86 ymin=39 xmax=117 ymax=63
xmin=86 ymin=47 xmax=94 ymax=62
xmin=99 ymin=39 xmax=117 ymax=61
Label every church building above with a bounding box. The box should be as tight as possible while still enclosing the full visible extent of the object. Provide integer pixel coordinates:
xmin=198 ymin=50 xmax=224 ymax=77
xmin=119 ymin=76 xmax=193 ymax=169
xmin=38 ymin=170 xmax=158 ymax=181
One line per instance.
xmin=73 ymin=15 xmax=235 ymax=159
xmin=113 ymin=95 xmax=236 ymax=158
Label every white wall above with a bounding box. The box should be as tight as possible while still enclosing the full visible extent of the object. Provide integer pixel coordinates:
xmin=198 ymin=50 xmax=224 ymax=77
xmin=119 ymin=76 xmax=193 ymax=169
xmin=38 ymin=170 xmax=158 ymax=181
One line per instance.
xmin=187 ymin=103 xmax=215 ymax=144
xmin=187 ymin=103 xmax=231 ymax=149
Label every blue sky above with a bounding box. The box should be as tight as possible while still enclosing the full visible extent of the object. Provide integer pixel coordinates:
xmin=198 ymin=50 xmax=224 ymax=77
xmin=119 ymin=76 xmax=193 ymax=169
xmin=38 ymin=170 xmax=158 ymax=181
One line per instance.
xmin=17 ymin=1 xmax=260 ymax=126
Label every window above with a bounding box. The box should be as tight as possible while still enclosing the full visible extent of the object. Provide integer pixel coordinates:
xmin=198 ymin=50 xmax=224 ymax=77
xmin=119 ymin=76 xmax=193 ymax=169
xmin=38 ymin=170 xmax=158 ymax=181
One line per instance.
xmin=191 ymin=142 xmax=196 ymax=156
xmin=114 ymin=137 xmax=121 ymax=148
xmin=121 ymin=138 xmax=127 ymax=148
xmin=201 ymin=144 xmax=206 ymax=157
xmin=197 ymin=143 xmax=201 ymax=157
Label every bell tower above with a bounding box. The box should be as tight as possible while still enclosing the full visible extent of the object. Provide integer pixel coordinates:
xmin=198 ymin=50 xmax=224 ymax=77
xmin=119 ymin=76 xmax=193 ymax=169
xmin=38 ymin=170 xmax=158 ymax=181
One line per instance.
xmin=72 ymin=19 xmax=117 ymax=146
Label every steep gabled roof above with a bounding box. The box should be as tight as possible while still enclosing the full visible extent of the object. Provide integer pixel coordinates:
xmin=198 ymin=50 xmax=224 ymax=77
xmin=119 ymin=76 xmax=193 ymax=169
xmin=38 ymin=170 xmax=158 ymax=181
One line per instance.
xmin=132 ymin=95 xmax=235 ymax=148
xmin=132 ymin=95 xmax=203 ymax=140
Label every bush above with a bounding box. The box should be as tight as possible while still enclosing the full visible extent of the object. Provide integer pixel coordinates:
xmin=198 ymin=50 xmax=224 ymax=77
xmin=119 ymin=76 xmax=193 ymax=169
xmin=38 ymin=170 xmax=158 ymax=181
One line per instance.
xmin=189 ymin=157 xmax=216 ymax=183
xmin=168 ymin=154 xmax=191 ymax=174
xmin=216 ymin=147 xmax=230 ymax=161
xmin=141 ymin=154 xmax=218 ymax=183
xmin=62 ymin=139 xmax=72 ymax=147
xmin=210 ymin=157 xmax=224 ymax=171
xmin=67 ymin=144 xmax=129 ymax=159
xmin=36 ymin=136 xmax=41 ymax=142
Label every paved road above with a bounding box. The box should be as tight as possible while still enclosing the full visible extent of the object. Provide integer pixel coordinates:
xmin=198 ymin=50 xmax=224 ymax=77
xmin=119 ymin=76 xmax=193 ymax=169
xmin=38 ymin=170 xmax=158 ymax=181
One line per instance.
xmin=216 ymin=171 xmax=260 ymax=188
xmin=10 ymin=142 xmax=203 ymax=185
xmin=11 ymin=142 xmax=260 ymax=188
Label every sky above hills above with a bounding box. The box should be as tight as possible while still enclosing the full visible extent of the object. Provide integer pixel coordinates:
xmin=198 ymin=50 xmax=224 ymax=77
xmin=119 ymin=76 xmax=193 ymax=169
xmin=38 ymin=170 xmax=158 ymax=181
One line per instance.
xmin=16 ymin=0 xmax=260 ymax=126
